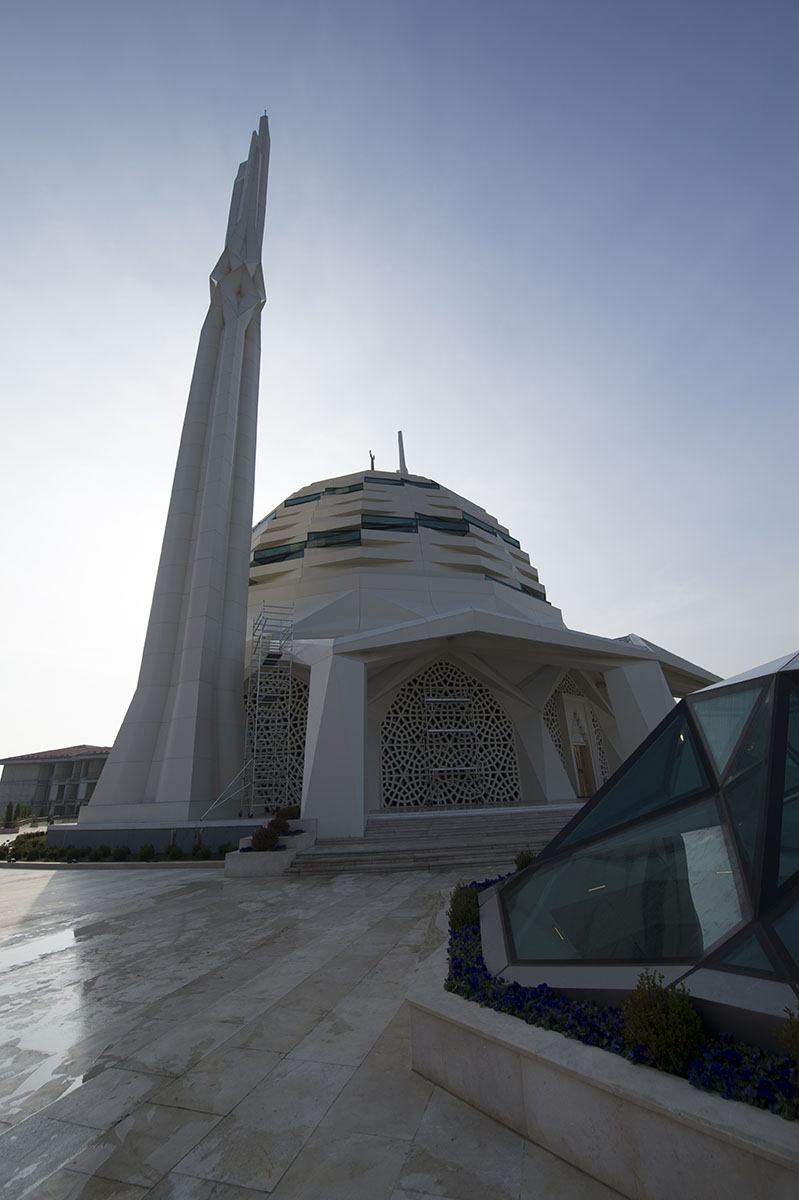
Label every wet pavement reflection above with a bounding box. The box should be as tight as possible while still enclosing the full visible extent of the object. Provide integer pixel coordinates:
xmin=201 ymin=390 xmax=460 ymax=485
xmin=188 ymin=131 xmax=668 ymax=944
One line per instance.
xmin=0 ymin=865 xmax=623 ymax=1199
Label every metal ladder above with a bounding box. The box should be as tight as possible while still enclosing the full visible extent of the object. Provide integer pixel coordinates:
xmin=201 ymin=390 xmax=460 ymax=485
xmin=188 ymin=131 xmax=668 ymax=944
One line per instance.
xmin=202 ymin=603 xmax=295 ymax=819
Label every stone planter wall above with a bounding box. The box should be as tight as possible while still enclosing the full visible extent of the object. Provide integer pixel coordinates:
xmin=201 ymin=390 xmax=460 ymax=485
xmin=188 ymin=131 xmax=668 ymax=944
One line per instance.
xmin=408 ymin=947 xmax=799 ymax=1200
xmin=225 ymin=819 xmax=316 ymax=878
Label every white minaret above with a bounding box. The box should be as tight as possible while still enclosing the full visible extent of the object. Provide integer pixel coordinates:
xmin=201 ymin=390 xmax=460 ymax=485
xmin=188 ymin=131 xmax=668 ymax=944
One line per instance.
xmin=83 ymin=117 xmax=270 ymax=824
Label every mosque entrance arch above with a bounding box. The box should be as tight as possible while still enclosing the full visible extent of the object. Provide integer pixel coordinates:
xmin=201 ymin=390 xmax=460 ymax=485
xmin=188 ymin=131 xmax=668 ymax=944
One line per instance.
xmin=379 ymin=659 xmax=521 ymax=809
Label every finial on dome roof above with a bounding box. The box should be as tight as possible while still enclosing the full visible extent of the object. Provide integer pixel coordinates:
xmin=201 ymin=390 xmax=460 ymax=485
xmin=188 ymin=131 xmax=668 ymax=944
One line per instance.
xmin=398 ymin=430 xmax=408 ymax=474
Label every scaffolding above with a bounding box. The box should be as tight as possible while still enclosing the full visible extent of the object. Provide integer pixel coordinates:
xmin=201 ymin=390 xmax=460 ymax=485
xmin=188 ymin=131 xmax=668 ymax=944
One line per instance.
xmin=423 ymin=687 xmax=484 ymax=806
xmin=202 ymin=603 xmax=296 ymax=819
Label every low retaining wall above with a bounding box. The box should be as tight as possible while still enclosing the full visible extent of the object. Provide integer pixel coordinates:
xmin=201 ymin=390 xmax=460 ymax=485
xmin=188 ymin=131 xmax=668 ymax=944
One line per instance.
xmin=224 ymin=820 xmax=317 ymax=878
xmin=408 ymin=946 xmax=799 ymax=1200
xmin=45 ymin=819 xmax=266 ymax=855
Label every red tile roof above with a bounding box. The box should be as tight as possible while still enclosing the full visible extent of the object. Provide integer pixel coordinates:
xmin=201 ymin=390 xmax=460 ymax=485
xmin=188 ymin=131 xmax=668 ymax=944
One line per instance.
xmin=0 ymin=745 xmax=111 ymax=764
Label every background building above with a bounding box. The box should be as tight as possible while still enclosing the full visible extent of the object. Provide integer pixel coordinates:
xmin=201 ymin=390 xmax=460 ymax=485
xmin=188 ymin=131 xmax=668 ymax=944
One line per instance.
xmin=0 ymin=746 xmax=109 ymax=819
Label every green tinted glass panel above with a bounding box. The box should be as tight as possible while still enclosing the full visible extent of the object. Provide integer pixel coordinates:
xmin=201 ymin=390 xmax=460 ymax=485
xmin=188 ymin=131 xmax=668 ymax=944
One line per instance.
xmin=324 ymin=483 xmax=363 ymax=495
xmin=504 ymin=798 xmax=741 ymax=962
xmin=284 ymin=492 xmax=321 ymax=507
xmin=723 ymin=692 xmax=771 ymax=887
xmin=463 ymin=512 xmax=498 ymax=536
xmin=692 ymin=686 xmax=763 ymax=777
xmin=771 ymin=902 xmax=799 ymax=975
xmin=719 ymin=933 xmax=776 ymax=975
xmin=558 ymin=714 xmax=709 ymax=850
xmin=252 ymin=542 xmax=305 ymax=565
xmin=306 ymin=528 xmax=361 ymax=548
xmin=415 ymin=513 xmax=470 ymax=535
xmin=779 ymin=685 xmax=799 ymax=885
xmin=362 ymin=514 xmax=417 ymax=532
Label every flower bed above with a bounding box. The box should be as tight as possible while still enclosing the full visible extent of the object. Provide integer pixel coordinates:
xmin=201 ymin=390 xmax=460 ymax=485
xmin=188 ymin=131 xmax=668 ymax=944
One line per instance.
xmin=446 ymin=877 xmax=799 ymax=1121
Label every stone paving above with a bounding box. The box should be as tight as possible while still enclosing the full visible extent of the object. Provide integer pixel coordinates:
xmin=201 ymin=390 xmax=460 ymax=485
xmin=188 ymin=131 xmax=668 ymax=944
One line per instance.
xmin=0 ymin=866 xmax=622 ymax=1198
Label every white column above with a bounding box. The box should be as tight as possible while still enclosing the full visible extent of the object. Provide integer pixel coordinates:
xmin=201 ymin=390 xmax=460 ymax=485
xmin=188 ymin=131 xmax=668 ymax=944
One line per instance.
xmin=604 ymin=660 xmax=674 ymax=760
xmin=302 ymin=651 xmax=367 ymax=839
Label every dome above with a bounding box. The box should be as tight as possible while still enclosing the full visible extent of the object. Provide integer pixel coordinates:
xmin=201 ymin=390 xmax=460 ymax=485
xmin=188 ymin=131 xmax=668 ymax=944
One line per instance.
xmin=248 ymin=469 xmax=562 ymax=638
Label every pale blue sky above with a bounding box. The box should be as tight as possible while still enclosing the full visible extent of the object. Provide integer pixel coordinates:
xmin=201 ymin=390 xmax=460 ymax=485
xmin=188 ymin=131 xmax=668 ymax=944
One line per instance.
xmin=1 ymin=1 xmax=797 ymax=754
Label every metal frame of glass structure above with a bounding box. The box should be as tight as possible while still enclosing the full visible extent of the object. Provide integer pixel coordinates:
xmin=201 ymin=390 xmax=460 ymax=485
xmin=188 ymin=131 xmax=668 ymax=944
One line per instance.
xmin=480 ymin=658 xmax=799 ymax=1046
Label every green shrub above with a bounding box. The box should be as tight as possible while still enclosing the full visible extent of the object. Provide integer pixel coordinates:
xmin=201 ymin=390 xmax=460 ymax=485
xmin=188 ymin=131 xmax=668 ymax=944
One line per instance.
xmin=45 ymin=847 xmax=64 ymax=861
xmin=194 ymin=844 xmax=211 ymax=860
xmin=514 ymin=849 xmax=536 ymax=872
xmin=623 ymin=969 xmax=704 ymax=1075
xmin=267 ymin=815 xmax=290 ymax=835
xmin=166 ymin=844 xmax=183 ymax=860
xmin=448 ymin=881 xmax=480 ymax=930
xmin=112 ymin=845 xmax=131 ymax=862
xmin=138 ymin=843 xmax=155 ymax=861
xmin=4 ymin=801 xmax=13 ymax=827
xmin=88 ymin=844 xmax=111 ymax=862
xmin=251 ymin=825 xmax=278 ymax=851
xmin=217 ymin=842 xmax=234 ymax=857
xmin=278 ymin=804 xmax=301 ymax=820
xmin=5 ymin=831 xmax=47 ymax=859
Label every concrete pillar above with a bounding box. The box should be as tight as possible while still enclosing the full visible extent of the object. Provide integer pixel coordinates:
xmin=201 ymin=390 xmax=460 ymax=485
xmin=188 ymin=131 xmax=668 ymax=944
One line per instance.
xmin=604 ymin=660 xmax=674 ymax=760
xmin=302 ymin=652 xmax=366 ymax=839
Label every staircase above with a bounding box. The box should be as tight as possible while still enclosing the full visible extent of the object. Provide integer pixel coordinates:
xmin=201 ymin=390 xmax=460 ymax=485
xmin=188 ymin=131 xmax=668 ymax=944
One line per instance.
xmin=289 ymin=804 xmax=582 ymax=875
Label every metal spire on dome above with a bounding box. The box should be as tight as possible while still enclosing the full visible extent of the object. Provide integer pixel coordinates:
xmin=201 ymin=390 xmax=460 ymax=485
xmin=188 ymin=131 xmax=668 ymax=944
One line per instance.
xmin=398 ymin=430 xmax=408 ymax=474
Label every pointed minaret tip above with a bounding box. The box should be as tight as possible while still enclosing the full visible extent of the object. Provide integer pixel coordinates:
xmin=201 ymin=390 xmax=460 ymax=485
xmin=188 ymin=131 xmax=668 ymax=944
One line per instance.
xmin=398 ymin=431 xmax=408 ymax=475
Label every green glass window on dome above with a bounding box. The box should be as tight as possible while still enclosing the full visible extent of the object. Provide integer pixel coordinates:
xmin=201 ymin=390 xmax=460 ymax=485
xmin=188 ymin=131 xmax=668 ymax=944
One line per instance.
xmin=779 ymin=682 xmax=799 ymax=886
xmin=362 ymin=513 xmax=417 ymax=532
xmin=306 ymin=528 xmax=361 ymax=549
xmin=283 ymin=492 xmax=321 ymax=507
xmin=252 ymin=542 xmax=305 ymax=565
xmin=323 ymin=483 xmax=363 ymax=495
xmin=415 ymin=513 xmax=469 ymax=535
xmin=691 ymin=685 xmax=764 ymax=777
xmin=462 ymin=511 xmax=498 ymax=536
xmin=556 ymin=712 xmax=710 ymax=852
xmin=503 ymin=797 xmax=743 ymax=963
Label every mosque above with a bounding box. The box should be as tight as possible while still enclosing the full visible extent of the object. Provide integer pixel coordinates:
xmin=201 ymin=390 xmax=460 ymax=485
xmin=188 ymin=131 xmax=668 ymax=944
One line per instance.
xmin=55 ymin=116 xmax=715 ymax=852
xmin=237 ymin=454 xmax=716 ymax=840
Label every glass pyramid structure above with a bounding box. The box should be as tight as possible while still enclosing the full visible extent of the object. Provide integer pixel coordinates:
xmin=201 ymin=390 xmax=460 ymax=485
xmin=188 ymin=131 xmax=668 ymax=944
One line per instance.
xmin=480 ymin=654 xmax=799 ymax=1047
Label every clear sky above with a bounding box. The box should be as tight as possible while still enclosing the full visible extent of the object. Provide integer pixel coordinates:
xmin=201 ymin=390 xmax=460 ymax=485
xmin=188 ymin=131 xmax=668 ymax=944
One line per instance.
xmin=1 ymin=0 xmax=797 ymax=756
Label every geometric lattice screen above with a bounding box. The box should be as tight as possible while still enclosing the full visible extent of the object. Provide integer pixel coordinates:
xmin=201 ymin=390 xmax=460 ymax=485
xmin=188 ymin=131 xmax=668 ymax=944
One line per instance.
xmin=380 ymin=658 xmax=520 ymax=809
xmin=245 ymin=673 xmax=309 ymax=811
xmin=541 ymin=671 xmax=610 ymax=785
xmin=491 ymin=658 xmax=799 ymax=1044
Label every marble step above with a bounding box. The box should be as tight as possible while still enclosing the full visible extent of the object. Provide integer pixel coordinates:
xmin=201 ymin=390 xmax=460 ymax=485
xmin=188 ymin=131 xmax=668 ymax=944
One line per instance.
xmin=290 ymin=804 xmax=580 ymax=875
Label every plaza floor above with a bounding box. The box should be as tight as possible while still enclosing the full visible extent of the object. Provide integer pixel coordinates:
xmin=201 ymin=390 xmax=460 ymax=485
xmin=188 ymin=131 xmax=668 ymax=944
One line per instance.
xmin=0 ymin=865 xmax=622 ymax=1199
